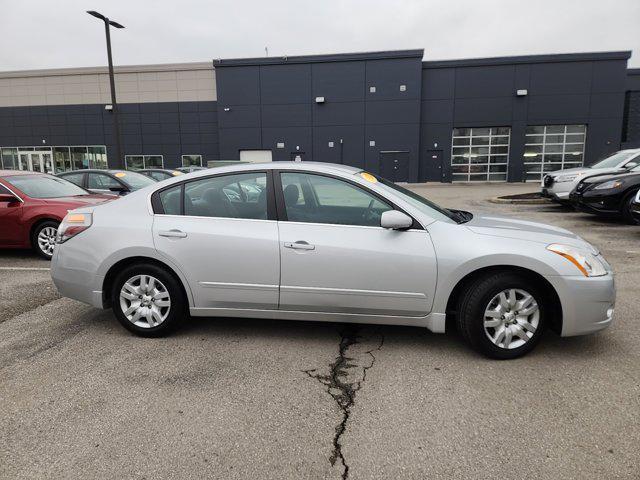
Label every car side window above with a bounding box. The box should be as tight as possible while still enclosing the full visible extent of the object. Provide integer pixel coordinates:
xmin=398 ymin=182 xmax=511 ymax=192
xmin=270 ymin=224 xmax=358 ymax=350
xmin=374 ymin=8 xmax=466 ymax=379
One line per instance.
xmin=279 ymin=172 xmax=392 ymax=227
xmin=158 ymin=184 xmax=182 ymax=215
xmin=184 ymin=172 xmax=268 ymax=220
xmin=88 ymin=173 xmax=120 ymax=190
xmin=61 ymin=173 xmax=84 ymax=187
xmin=150 ymin=171 xmax=170 ymax=181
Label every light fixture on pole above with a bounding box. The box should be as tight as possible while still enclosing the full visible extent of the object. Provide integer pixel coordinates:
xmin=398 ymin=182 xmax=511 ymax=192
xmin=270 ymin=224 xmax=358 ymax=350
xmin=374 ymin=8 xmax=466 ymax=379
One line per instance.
xmin=87 ymin=10 xmax=125 ymax=168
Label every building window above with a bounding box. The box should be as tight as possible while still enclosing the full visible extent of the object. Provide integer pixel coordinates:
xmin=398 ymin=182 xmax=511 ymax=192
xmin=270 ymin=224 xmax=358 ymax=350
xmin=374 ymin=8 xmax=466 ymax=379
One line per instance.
xmin=451 ymin=127 xmax=510 ymax=182
xmin=182 ymin=154 xmax=202 ymax=167
xmin=125 ymin=155 xmax=164 ymax=170
xmin=523 ymin=125 xmax=586 ymax=182
xmin=1 ymin=146 xmax=107 ymax=172
xmin=1 ymin=148 xmax=18 ymax=169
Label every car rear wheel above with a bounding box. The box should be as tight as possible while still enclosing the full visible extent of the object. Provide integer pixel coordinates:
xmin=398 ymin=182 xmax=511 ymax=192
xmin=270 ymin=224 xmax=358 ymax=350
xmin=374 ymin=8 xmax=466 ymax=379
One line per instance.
xmin=32 ymin=221 xmax=59 ymax=260
xmin=111 ymin=263 xmax=187 ymax=337
xmin=457 ymin=271 xmax=546 ymax=359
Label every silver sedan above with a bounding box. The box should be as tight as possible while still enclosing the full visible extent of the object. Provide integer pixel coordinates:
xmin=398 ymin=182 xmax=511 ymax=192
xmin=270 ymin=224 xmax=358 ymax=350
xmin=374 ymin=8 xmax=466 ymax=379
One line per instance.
xmin=51 ymin=162 xmax=615 ymax=359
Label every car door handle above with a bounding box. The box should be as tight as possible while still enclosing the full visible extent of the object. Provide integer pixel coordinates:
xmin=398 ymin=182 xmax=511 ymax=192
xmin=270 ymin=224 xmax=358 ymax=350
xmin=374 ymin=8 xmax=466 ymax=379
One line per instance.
xmin=158 ymin=229 xmax=187 ymax=238
xmin=284 ymin=241 xmax=315 ymax=250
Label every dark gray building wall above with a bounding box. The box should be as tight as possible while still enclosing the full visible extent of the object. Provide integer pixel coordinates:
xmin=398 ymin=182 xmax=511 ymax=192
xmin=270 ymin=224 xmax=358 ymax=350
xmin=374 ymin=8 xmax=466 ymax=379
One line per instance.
xmin=214 ymin=50 xmax=424 ymax=182
xmin=420 ymin=52 xmax=632 ymax=182
xmin=0 ymin=101 xmax=218 ymax=169
xmin=622 ymin=69 xmax=640 ymax=148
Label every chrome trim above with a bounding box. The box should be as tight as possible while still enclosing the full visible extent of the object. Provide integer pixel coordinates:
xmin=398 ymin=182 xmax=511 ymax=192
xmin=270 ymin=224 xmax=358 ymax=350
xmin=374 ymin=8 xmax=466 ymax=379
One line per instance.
xmin=280 ymin=285 xmax=427 ymax=299
xmin=198 ymin=281 xmax=279 ymax=291
xmin=0 ymin=183 xmax=24 ymax=202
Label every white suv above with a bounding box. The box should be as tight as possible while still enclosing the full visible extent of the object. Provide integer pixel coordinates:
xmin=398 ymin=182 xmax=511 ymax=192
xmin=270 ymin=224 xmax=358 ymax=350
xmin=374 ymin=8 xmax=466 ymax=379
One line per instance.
xmin=542 ymin=149 xmax=640 ymax=202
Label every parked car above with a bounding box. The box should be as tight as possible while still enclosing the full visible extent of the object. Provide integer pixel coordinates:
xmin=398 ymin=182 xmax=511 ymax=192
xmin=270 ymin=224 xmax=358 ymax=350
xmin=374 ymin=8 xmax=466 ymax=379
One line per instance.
xmin=0 ymin=171 xmax=112 ymax=259
xmin=569 ymin=165 xmax=640 ymax=223
xmin=176 ymin=166 xmax=207 ymax=173
xmin=138 ymin=169 xmax=184 ymax=181
xmin=57 ymin=169 xmax=157 ymax=196
xmin=541 ymin=148 xmax=640 ymax=203
xmin=630 ymin=190 xmax=640 ymax=225
xmin=51 ymin=162 xmax=615 ymax=359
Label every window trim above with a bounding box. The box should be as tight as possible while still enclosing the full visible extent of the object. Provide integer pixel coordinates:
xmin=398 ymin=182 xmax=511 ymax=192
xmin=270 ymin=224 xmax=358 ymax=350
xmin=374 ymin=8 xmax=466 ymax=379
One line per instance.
xmin=125 ymin=155 xmax=164 ymax=170
xmin=181 ymin=154 xmax=203 ymax=167
xmin=273 ymin=170 xmax=422 ymax=229
xmin=0 ymin=181 xmax=24 ymax=202
xmin=151 ymin=169 xmax=276 ymax=221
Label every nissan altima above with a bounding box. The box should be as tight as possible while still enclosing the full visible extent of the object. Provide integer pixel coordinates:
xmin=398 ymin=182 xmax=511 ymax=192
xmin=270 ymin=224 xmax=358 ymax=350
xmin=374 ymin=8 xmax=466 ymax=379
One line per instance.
xmin=50 ymin=162 xmax=616 ymax=359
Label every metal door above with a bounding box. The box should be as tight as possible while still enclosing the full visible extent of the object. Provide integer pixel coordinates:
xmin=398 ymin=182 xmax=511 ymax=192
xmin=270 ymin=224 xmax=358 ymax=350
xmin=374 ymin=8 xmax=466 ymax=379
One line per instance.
xmin=424 ymin=150 xmax=444 ymax=182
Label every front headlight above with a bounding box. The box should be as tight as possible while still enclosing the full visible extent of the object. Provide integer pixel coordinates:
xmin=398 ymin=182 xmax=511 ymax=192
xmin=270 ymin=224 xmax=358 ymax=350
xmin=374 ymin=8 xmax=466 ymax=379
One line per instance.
xmin=547 ymin=244 xmax=607 ymax=277
xmin=594 ymin=180 xmax=623 ymax=190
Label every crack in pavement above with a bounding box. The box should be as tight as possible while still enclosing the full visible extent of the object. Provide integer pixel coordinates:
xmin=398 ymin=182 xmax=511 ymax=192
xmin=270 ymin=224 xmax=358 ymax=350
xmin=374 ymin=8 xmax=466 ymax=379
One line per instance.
xmin=303 ymin=327 xmax=384 ymax=480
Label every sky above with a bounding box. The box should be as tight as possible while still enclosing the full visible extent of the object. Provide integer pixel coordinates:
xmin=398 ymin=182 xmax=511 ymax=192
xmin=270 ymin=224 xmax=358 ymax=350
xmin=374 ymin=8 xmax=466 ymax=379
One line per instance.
xmin=1 ymin=0 xmax=639 ymax=71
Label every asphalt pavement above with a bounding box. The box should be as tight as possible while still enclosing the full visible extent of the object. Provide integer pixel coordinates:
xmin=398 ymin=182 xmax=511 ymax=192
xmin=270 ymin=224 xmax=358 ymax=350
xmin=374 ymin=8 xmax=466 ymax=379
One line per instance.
xmin=1 ymin=183 xmax=638 ymax=479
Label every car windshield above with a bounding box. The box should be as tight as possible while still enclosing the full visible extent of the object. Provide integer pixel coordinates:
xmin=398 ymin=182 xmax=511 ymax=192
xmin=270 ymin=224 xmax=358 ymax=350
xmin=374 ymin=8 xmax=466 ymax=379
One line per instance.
xmin=115 ymin=171 xmax=157 ymax=190
xmin=591 ymin=151 xmax=638 ymax=169
xmin=368 ymin=173 xmax=461 ymax=224
xmin=4 ymin=175 xmax=89 ymax=198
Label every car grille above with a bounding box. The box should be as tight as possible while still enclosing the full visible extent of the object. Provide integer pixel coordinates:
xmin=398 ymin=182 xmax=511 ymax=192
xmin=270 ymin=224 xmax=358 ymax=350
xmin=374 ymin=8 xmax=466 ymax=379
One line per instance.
xmin=543 ymin=175 xmax=554 ymax=187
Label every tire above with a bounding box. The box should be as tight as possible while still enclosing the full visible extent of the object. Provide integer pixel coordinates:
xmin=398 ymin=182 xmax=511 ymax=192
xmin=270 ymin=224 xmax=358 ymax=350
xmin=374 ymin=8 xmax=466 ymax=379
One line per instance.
xmin=621 ymin=190 xmax=639 ymax=225
xmin=32 ymin=220 xmax=59 ymax=260
xmin=111 ymin=263 xmax=187 ymax=337
xmin=456 ymin=271 xmax=546 ymax=360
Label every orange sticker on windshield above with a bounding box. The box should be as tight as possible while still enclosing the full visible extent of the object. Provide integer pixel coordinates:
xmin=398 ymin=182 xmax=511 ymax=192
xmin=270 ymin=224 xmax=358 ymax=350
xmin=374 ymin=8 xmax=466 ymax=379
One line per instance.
xmin=114 ymin=172 xmax=126 ymax=178
xmin=360 ymin=172 xmax=377 ymax=183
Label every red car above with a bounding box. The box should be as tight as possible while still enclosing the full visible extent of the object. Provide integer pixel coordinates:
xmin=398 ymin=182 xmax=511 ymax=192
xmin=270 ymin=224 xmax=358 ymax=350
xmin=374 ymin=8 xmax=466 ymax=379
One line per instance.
xmin=0 ymin=171 xmax=114 ymax=259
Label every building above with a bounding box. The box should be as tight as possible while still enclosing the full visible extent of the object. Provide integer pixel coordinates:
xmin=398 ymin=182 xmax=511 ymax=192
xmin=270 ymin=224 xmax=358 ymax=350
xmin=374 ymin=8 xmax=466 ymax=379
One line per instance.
xmin=0 ymin=49 xmax=638 ymax=183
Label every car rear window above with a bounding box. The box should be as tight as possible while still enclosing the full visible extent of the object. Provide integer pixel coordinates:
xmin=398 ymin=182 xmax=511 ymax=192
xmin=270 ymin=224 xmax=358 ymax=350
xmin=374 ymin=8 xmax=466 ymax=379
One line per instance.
xmin=4 ymin=175 xmax=89 ymax=198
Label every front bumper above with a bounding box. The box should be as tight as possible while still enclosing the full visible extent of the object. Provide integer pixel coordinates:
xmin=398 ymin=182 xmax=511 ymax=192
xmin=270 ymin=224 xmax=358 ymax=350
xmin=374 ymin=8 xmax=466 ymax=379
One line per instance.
xmin=542 ymin=182 xmax=573 ymax=201
xmin=569 ymin=191 xmax=622 ymax=216
xmin=544 ymin=272 xmax=616 ymax=336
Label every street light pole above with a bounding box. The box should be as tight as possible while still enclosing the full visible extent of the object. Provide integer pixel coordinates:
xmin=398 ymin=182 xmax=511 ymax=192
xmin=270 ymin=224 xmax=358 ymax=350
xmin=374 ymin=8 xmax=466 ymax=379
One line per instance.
xmin=87 ymin=11 xmax=124 ymax=169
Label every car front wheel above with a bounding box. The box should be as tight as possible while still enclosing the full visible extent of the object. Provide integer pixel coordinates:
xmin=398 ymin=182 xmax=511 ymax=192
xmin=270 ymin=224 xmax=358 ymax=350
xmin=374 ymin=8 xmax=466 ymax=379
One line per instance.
xmin=32 ymin=221 xmax=59 ymax=260
xmin=457 ymin=271 xmax=546 ymax=359
xmin=111 ymin=263 xmax=187 ymax=337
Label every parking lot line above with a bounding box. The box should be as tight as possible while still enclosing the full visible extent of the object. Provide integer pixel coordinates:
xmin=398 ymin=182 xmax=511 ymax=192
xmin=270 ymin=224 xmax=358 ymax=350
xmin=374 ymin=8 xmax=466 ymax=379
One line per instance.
xmin=0 ymin=266 xmax=51 ymax=271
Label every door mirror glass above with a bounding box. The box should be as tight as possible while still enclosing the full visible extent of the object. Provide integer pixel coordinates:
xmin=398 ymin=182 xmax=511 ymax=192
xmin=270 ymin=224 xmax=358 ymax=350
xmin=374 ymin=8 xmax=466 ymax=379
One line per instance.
xmin=0 ymin=193 xmax=17 ymax=203
xmin=380 ymin=210 xmax=413 ymax=230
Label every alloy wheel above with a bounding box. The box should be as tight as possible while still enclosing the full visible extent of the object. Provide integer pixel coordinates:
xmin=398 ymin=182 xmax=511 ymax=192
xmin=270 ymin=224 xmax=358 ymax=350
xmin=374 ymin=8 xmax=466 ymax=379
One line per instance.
xmin=483 ymin=288 xmax=539 ymax=350
xmin=119 ymin=275 xmax=171 ymax=328
xmin=37 ymin=226 xmax=57 ymax=257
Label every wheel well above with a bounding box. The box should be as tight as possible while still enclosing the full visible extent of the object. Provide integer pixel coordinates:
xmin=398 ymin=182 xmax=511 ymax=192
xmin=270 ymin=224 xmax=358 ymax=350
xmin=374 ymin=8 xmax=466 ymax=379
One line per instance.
xmin=29 ymin=218 xmax=60 ymax=246
xmin=102 ymin=256 xmax=190 ymax=309
xmin=445 ymin=265 xmax=563 ymax=334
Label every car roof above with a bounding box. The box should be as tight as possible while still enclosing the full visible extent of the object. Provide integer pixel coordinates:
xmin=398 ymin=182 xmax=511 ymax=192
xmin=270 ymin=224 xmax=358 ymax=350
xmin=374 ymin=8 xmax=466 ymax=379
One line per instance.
xmin=0 ymin=169 xmax=45 ymax=178
xmin=180 ymin=161 xmax=362 ymax=178
xmin=59 ymin=169 xmax=128 ymax=174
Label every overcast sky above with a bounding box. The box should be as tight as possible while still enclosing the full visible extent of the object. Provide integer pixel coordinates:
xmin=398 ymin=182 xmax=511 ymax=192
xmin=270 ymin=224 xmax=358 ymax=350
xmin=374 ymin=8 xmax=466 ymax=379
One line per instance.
xmin=1 ymin=0 xmax=638 ymax=71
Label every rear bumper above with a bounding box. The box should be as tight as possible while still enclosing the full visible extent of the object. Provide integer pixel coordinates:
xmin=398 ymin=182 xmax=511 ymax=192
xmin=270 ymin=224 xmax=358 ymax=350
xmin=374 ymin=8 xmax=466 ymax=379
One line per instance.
xmin=50 ymin=246 xmax=105 ymax=309
xmin=544 ymin=272 xmax=616 ymax=336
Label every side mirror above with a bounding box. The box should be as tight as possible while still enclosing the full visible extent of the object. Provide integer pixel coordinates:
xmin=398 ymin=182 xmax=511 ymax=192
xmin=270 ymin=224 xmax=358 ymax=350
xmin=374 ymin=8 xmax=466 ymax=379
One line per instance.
xmin=625 ymin=162 xmax=638 ymax=170
xmin=0 ymin=193 xmax=17 ymax=203
xmin=381 ymin=210 xmax=413 ymax=230
xmin=109 ymin=185 xmax=128 ymax=195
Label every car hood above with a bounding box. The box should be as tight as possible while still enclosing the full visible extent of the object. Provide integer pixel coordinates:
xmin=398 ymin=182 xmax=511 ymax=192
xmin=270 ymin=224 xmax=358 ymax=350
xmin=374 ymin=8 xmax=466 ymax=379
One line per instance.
xmin=464 ymin=214 xmax=596 ymax=252
xmin=582 ymin=170 xmax=640 ymax=185
xmin=41 ymin=194 xmax=114 ymax=207
xmin=549 ymin=166 xmax=624 ymax=178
